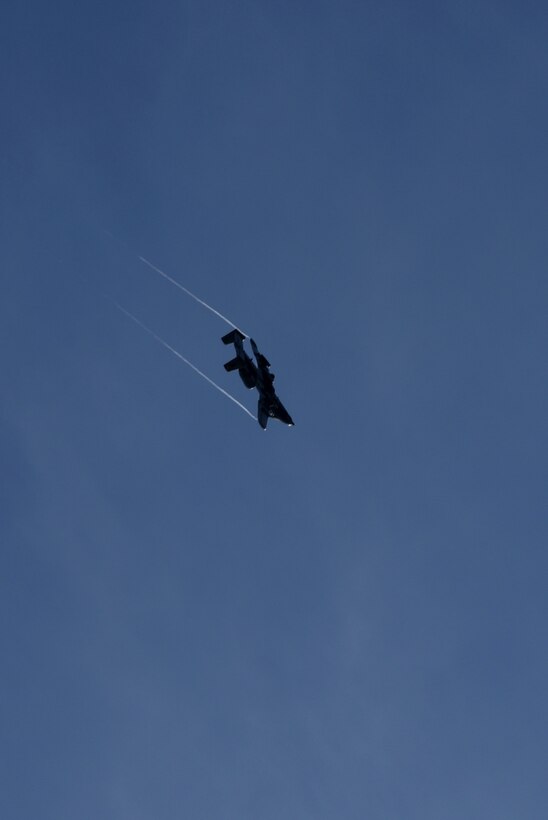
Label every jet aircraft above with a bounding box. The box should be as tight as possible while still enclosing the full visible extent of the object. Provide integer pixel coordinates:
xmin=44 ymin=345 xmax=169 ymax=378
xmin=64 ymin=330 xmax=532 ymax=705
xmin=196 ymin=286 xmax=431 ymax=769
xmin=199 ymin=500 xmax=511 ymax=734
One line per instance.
xmin=222 ymin=329 xmax=294 ymax=429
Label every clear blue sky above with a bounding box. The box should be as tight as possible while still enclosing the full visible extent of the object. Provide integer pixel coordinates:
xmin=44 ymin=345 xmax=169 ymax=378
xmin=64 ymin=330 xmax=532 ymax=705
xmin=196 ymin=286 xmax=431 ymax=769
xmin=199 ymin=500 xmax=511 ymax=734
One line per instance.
xmin=2 ymin=2 xmax=547 ymax=818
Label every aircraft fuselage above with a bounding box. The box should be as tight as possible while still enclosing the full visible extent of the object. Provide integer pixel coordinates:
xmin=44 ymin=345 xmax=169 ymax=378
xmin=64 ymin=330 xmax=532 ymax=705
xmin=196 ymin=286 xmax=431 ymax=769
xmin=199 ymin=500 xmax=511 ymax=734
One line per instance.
xmin=222 ymin=330 xmax=294 ymax=429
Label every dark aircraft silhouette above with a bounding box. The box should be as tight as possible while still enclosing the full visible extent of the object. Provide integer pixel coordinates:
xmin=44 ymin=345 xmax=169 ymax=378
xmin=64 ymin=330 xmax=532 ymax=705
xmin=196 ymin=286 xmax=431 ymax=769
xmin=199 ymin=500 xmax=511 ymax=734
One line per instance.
xmin=222 ymin=329 xmax=294 ymax=429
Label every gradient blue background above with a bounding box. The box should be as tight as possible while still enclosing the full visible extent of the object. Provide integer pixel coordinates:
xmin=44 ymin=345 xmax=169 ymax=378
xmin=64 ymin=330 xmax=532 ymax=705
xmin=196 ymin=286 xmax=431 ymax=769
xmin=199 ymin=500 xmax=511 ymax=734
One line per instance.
xmin=2 ymin=2 xmax=547 ymax=817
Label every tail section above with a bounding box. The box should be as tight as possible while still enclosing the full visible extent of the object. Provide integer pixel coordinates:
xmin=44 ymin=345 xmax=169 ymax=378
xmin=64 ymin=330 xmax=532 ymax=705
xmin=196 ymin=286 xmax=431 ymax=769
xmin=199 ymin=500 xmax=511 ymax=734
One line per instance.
xmin=222 ymin=328 xmax=246 ymax=345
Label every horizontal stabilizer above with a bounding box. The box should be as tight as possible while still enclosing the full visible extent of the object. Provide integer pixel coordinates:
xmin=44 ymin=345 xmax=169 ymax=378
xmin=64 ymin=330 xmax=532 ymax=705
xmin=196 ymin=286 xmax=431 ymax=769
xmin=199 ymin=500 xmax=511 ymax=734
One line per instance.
xmin=224 ymin=357 xmax=240 ymax=372
xmin=222 ymin=328 xmax=246 ymax=345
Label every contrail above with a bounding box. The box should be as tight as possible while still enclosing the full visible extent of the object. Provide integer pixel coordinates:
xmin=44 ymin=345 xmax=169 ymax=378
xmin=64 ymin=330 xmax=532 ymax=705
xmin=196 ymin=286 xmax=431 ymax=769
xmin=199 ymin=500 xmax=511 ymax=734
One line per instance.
xmin=138 ymin=255 xmax=248 ymax=337
xmin=112 ymin=300 xmax=256 ymax=421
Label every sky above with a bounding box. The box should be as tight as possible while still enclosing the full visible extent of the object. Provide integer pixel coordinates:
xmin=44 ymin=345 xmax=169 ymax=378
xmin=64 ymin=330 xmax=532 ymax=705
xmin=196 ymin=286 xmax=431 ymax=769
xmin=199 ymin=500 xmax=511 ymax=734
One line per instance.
xmin=1 ymin=1 xmax=547 ymax=818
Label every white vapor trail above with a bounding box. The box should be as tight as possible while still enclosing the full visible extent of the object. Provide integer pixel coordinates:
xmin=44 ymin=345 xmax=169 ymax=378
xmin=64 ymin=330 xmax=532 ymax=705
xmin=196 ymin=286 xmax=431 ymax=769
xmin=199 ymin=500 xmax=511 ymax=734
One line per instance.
xmin=138 ymin=255 xmax=248 ymax=337
xmin=112 ymin=300 xmax=256 ymax=421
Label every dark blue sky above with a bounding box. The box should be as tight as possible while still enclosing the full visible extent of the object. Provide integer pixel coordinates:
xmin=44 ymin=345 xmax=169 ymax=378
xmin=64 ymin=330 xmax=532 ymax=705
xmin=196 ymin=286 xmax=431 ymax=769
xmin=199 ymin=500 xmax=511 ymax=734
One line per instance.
xmin=2 ymin=2 xmax=547 ymax=818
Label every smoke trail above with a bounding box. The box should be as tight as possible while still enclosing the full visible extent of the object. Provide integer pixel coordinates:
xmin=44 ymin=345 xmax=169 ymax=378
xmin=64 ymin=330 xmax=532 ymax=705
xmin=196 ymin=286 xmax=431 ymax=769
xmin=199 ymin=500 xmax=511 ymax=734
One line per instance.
xmin=138 ymin=255 xmax=248 ymax=337
xmin=112 ymin=300 xmax=256 ymax=421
